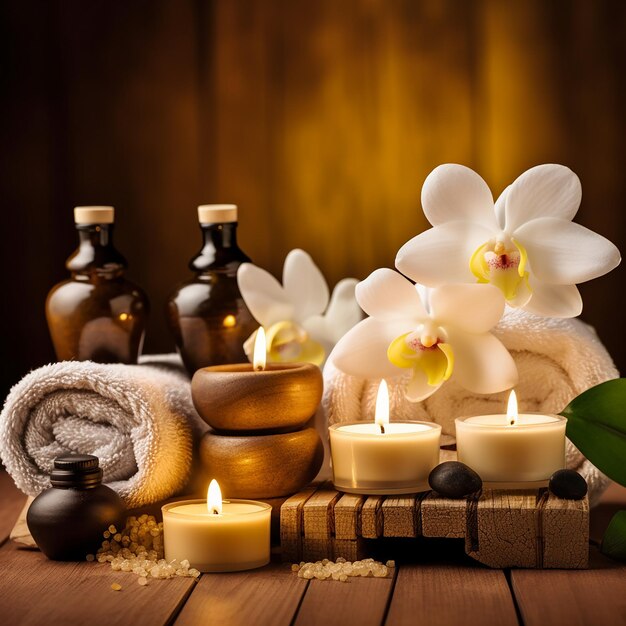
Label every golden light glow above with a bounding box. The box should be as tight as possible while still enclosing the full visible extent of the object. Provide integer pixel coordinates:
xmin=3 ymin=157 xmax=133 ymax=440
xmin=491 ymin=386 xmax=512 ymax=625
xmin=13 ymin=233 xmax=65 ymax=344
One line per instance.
xmin=507 ymin=390 xmax=518 ymax=426
xmin=253 ymin=327 xmax=267 ymax=371
xmin=207 ymin=479 xmax=222 ymax=515
xmin=375 ymin=379 xmax=390 ymax=433
xmin=223 ymin=314 xmax=236 ymax=328
xmin=119 ymin=313 xmax=130 ymax=321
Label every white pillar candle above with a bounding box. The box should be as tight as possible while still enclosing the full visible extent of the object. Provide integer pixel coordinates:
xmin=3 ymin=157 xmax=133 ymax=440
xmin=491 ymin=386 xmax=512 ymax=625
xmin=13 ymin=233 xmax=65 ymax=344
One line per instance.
xmin=329 ymin=380 xmax=442 ymax=495
xmin=162 ymin=480 xmax=271 ymax=572
xmin=455 ymin=391 xmax=567 ymax=488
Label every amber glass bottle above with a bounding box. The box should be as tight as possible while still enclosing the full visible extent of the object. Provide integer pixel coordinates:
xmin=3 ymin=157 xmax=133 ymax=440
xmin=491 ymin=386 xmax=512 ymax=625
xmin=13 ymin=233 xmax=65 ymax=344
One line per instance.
xmin=46 ymin=206 xmax=149 ymax=363
xmin=166 ymin=204 xmax=257 ymax=375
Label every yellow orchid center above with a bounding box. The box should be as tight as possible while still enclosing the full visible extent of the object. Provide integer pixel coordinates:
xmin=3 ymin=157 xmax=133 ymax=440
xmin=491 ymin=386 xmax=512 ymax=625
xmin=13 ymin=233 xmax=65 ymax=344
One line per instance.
xmin=264 ymin=321 xmax=325 ymax=366
xmin=469 ymin=237 xmax=531 ymax=302
xmin=387 ymin=332 xmax=454 ymax=388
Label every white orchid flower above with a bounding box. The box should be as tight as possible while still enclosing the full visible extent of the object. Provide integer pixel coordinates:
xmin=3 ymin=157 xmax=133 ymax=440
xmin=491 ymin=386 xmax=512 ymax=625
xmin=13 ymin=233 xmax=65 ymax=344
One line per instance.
xmin=329 ymin=269 xmax=518 ymax=402
xmin=237 ymin=249 xmax=362 ymax=366
xmin=395 ymin=164 xmax=621 ymax=318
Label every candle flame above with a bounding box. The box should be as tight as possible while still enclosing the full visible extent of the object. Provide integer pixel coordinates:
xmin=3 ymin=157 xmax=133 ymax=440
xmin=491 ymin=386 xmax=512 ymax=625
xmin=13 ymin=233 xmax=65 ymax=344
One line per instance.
xmin=507 ymin=390 xmax=518 ymax=426
xmin=375 ymin=379 xmax=390 ymax=434
xmin=207 ymin=479 xmax=223 ymax=515
xmin=253 ymin=327 xmax=267 ymax=371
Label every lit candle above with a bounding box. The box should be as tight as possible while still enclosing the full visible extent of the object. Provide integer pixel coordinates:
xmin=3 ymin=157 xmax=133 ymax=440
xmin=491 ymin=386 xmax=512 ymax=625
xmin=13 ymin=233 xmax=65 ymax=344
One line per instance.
xmin=455 ymin=390 xmax=567 ymax=489
xmin=328 ymin=380 xmax=442 ymax=495
xmin=191 ymin=328 xmax=323 ymax=432
xmin=161 ymin=479 xmax=271 ymax=572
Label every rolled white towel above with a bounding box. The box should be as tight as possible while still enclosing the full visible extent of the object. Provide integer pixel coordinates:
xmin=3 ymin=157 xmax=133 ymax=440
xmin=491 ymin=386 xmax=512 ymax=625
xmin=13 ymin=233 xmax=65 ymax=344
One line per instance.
xmin=0 ymin=355 xmax=206 ymax=508
xmin=322 ymin=308 xmax=619 ymax=505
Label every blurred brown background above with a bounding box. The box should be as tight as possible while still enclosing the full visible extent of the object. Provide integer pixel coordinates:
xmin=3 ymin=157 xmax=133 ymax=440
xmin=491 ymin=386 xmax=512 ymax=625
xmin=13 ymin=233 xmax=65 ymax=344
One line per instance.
xmin=1 ymin=0 xmax=625 ymax=398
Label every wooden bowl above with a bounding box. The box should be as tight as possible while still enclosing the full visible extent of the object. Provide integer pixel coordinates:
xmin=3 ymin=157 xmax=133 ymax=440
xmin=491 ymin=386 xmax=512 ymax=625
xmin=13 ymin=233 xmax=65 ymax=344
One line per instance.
xmin=191 ymin=362 xmax=323 ymax=433
xmin=198 ymin=427 xmax=324 ymax=499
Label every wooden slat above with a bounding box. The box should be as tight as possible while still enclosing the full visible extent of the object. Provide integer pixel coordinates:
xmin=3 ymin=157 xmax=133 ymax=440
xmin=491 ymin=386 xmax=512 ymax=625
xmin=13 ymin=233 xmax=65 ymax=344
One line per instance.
xmin=361 ymin=496 xmax=384 ymax=539
xmin=302 ymin=484 xmax=341 ymax=561
xmin=386 ymin=563 xmax=518 ymax=626
xmin=421 ymin=492 xmax=467 ymax=539
xmin=382 ymin=496 xmax=418 ymax=538
xmin=280 ymin=484 xmax=321 ymax=562
xmin=511 ymin=548 xmax=626 ymax=626
xmin=0 ymin=542 xmax=195 ymax=626
xmin=174 ymin=563 xmax=307 ymax=626
xmin=293 ymin=569 xmax=396 ymax=626
xmin=542 ymin=491 xmax=589 ymax=569
xmin=468 ymin=490 xmax=538 ymax=568
xmin=0 ymin=471 xmax=27 ymax=545
xmin=334 ymin=493 xmax=364 ymax=540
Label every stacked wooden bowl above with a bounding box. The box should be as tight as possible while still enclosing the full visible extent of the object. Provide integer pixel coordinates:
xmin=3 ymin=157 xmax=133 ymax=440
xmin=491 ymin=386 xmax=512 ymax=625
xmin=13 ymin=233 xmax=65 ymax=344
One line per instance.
xmin=191 ymin=363 xmax=324 ymax=499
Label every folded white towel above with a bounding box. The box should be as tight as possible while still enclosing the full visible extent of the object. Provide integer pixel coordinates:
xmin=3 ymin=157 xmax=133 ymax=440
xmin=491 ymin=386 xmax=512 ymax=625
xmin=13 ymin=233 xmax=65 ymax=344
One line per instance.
xmin=323 ymin=308 xmax=619 ymax=504
xmin=0 ymin=355 xmax=206 ymax=508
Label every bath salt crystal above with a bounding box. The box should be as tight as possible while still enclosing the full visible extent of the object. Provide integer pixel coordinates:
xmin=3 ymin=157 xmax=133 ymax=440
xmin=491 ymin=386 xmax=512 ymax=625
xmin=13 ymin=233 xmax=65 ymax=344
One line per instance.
xmin=386 ymin=560 xmax=395 ymax=568
xmin=88 ymin=513 xmax=200 ymax=584
xmin=291 ymin=558 xmax=391 ymax=582
xmin=110 ymin=583 xmax=122 ymax=591
xmin=138 ymin=577 xmax=148 ymax=586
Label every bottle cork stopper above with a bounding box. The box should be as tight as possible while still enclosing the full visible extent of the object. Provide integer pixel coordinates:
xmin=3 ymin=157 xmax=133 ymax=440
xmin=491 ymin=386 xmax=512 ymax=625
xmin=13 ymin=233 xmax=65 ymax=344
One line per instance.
xmin=74 ymin=206 xmax=115 ymax=224
xmin=198 ymin=204 xmax=238 ymax=223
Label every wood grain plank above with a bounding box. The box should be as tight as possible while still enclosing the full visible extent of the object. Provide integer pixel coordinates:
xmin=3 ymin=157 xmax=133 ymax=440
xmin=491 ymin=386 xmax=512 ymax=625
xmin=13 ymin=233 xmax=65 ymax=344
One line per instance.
xmin=386 ymin=563 xmax=518 ymax=626
xmin=0 ymin=471 xmax=27 ymax=545
xmin=0 ymin=542 xmax=196 ymax=626
xmin=511 ymin=548 xmax=626 ymax=626
xmin=175 ymin=563 xmax=307 ymax=626
xmin=294 ymin=570 xmax=396 ymax=626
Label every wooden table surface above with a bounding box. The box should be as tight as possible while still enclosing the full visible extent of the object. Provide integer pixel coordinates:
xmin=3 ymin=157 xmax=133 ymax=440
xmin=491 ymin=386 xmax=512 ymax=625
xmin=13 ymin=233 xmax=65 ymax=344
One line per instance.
xmin=1 ymin=472 xmax=625 ymax=626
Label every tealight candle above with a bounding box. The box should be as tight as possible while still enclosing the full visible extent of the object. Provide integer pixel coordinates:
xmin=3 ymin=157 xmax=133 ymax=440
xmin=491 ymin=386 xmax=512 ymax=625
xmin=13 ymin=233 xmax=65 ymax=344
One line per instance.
xmin=162 ymin=480 xmax=271 ymax=572
xmin=329 ymin=380 xmax=442 ymax=495
xmin=455 ymin=390 xmax=567 ymax=489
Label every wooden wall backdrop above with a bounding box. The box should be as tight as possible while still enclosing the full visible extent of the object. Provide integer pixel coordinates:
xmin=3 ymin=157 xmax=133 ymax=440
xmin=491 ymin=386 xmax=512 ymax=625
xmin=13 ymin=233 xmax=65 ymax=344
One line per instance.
xmin=1 ymin=0 xmax=625 ymax=399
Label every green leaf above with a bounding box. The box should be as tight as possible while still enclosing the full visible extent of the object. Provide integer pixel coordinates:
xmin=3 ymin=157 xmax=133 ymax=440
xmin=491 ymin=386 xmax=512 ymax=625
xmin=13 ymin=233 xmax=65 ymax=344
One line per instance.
xmin=561 ymin=378 xmax=626 ymax=486
xmin=602 ymin=510 xmax=626 ymax=561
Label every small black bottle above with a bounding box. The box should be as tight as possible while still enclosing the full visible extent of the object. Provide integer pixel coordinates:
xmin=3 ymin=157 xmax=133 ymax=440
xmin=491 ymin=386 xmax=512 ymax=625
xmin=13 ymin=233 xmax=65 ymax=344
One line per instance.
xmin=27 ymin=455 xmax=126 ymax=561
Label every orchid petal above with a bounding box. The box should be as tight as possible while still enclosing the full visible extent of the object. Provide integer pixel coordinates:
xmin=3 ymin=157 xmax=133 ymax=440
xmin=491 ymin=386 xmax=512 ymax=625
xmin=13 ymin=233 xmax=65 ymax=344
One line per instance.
xmin=283 ymin=249 xmax=330 ymax=322
xmin=421 ymin=164 xmax=500 ymax=230
xmin=495 ymin=185 xmax=510 ymax=230
xmin=356 ymin=269 xmax=426 ymax=320
xmin=325 ymin=279 xmax=363 ymax=337
xmin=329 ymin=317 xmax=412 ymax=379
xmin=446 ymin=330 xmax=518 ymax=394
xmin=504 ymin=164 xmax=582 ymax=232
xmin=300 ymin=315 xmax=333 ymax=351
xmin=515 ymin=217 xmax=621 ymax=284
xmin=523 ymin=281 xmax=583 ymax=318
xmin=238 ymin=264 xmax=294 ymax=327
xmin=396 ymin=221 xmax=494 ymax=286
xmin=301 ymin=278 xmax=362 ymax=348
xmin=406 ymin=368 xmax=441 ymax=402
xmin=429 ymin=284 xmax=505 ymax=334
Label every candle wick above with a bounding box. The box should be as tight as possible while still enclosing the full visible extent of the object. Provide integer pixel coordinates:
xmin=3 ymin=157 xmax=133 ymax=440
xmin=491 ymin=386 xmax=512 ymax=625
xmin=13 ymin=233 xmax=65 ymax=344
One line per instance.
xmin=254 ymin=365 xmax=264 ymax=372
xmin=380 ymin=424 xmax=385 ymax=434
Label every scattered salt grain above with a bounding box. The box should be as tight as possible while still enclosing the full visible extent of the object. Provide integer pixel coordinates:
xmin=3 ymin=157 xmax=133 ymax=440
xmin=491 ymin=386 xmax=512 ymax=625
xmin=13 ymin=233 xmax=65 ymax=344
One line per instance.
xmin=88 ymin=514 xmax=199 ymax=585
xmin=111 ymin=583 xmax=122 ymax=591
xmin=293 ymin=558 xmax=392 ymax=582
xmin=386 ymin=560 xmax=395 ymax=568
